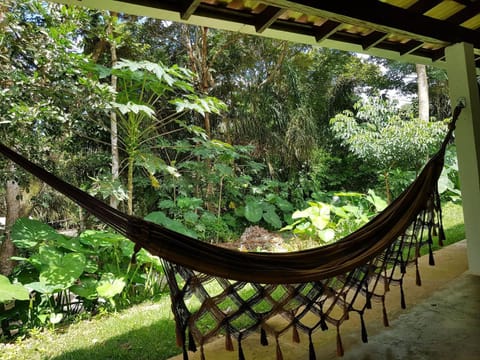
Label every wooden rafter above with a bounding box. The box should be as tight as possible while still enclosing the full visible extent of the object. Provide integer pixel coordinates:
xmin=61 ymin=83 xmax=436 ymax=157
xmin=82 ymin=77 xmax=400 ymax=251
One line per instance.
xmin=407 ymin=0 xmax=443 ymax=14
xmin=313 ymin=20 xmax=341 ymax=42
xmin=446 ymin=2 xmax=480 ymax=25
xmin=180 ymin=0 xmax=202 ymax=20
xmin=400 ymin=40 xmax=425 ymax=55
xmin=255 ymin=6 xmax=287 ymax=33
xmin=362 ymin=31 xmax=389 ymax=50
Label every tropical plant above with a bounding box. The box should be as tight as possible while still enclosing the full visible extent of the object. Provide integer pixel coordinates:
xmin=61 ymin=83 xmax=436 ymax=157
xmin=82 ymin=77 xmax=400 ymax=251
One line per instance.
xmin=90 ymin=59 xmax=226 ymax=215
xmin=330 ymin=97 xmax=447 ymax=202
xmin=1 ymin=217 xmax=165 ymax=337
xmin=281 ymin=190 xmax=387 ymax=245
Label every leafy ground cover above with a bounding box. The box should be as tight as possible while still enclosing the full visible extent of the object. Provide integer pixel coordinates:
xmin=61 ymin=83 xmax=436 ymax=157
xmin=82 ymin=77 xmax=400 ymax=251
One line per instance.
xmin=0 ymin=202 xmax=464 ymax=360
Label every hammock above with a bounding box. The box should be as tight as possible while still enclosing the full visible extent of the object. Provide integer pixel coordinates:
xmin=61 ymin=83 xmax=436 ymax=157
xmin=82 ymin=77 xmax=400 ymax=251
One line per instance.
xmin=0 ymin=104 xmax=463 ymax=359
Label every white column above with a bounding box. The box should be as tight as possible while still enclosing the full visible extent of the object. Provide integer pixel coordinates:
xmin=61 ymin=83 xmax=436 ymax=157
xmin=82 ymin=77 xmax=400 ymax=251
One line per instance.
xmin=445 ymin=42 xmax=480 ymax=276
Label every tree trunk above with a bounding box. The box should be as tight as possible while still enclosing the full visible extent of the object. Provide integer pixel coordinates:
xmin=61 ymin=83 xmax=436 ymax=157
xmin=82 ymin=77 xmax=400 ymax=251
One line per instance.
xmin=0 ymin=177 xmax=21 ymax=276
xmin=108 ymin=12 xmax=120 ymax=209
xmin=416 ymin=64 xmax=429 ymax=121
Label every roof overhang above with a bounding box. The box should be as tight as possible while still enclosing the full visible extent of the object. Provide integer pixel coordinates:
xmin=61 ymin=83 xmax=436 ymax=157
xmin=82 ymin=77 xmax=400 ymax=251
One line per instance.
xmin=53 ymin=1 xmax=480 ymax=71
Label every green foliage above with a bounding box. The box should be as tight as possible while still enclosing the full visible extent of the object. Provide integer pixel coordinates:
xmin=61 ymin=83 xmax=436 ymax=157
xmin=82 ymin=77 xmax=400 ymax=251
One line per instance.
xmin=3 ymin=218 xmax=165 ymax=337
xmin=438 ymin=146 xmax=462 ymax=203
xmin=0 ymin=275 xmax=29 ymax=303
xmin=330 ymin=97 xmax=447 ymax=200
xmin=281 ymin=190 xmax=387 ymax=244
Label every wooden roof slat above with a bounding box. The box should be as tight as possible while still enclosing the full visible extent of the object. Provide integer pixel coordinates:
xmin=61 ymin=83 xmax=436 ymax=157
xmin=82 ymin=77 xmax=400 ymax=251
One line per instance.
xmin=313 ymin=20 xmax=342 ymax=42
xmin=362 ymin=30 xmax=389 ymax=50
xmin=255 ymin=6 xmax=287 ymax=33
xmin=180 ymin=0 xmax=202 ymax=20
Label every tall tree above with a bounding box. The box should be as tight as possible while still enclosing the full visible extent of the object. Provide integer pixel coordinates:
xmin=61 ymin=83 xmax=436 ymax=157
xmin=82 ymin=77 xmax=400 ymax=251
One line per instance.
xmin=0 ymin=1 xmax=111 ymax=274
xmin=416 ymin=64 xmax=429 ymax=121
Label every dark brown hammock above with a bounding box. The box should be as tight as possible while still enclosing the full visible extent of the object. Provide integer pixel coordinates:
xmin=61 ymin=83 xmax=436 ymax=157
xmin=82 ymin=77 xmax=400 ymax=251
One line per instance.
xmin=0 ymin=104 xmax=463 ymax=359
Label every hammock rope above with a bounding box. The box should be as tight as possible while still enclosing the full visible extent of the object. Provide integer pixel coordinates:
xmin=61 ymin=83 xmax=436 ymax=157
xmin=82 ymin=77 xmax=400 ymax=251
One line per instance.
xmin=0 ymin=104 xmax=463 ymax=359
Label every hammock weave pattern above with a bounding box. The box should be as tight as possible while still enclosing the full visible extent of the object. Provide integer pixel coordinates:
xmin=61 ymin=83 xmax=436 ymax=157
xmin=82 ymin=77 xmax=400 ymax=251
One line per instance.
xmin=0 ymin=105 xmax=462 ymax=359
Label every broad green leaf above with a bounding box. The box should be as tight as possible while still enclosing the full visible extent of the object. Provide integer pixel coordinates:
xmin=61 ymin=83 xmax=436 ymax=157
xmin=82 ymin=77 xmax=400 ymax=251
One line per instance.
xmin=366 ymin=189 xmax=388 ymax=212
xmin=11 ymin=218 xmax=66 ymax=249
xmin=145 ymin=211 xmax=198 ymax=239
xmin=438 ymin=170 xmax=454 ymax=194
xmin=70 ymin=277 xmax=98 ymax=300
xmin=29 ymin=246 xmax=63 ymax=272
xmin=25 ymin=281 xmax=58 ymax=294
xmin=79 ymin=230 xmax=126 ymax=248
xmin=244 ymin=201 xmax=263 ymax=222
xmin=263 ymin=210 xmax=282 ymax=229
xmin=275 ymin=198 xmax=294 ymax=212
xmin=310 ymin=214 xmax=329 ymax=231
xmin=39 ymin=252 xmax=86 ymax=290
xmin=97 ymin=273 xmax=126 ymax=299
xmin=55 ymin=236 xmax=92 ymax=254
xmin=318 ymin=229 xmax=335 ymax=243
xmin=136 ymin=249 xmax=162 ymax=271
xmin=0 ymin=275 xmax=29 ymax=303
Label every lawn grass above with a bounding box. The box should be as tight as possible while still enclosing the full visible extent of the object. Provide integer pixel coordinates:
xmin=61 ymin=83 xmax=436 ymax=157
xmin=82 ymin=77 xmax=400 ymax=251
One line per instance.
xmin=0 ymin=299 xmax=181 ymax=360
xmin=0 ymin=201 xmax=465 ymax=360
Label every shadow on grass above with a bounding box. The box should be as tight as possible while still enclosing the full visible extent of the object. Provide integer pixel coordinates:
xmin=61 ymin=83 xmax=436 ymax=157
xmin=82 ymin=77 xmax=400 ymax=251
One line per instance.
xmin=51 ymin=320 xmax=182 ymax=360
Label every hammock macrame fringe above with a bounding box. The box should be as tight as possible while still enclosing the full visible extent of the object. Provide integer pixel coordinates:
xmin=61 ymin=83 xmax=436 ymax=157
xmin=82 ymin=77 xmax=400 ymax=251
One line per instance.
xmin=0 ymin=105 xmax=463 ymax=359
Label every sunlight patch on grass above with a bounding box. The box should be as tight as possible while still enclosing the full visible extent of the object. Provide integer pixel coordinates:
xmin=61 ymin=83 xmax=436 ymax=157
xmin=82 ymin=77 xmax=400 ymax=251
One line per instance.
xmin=0 ymin=298 xmax=180 ymax=360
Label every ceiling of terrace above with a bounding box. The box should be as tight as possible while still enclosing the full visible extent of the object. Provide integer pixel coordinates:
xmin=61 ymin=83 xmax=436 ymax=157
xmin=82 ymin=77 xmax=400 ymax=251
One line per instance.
xmin=61 ymin=0 xmax=480 ymax=68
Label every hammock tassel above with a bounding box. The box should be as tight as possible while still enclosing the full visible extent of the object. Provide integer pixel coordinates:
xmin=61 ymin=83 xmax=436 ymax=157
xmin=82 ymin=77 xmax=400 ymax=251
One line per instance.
xmin=308 ymin=332 xmax=316 ymax=360
xmin=360 ymin=312 xmax=368 ymax=343
xmin=238 ymin=334 xmax=245 ymax=360
xmin=260 ymin=327 xmax=269 ymax=346
xmin=225 ymin=330 xmax=234 ymax=352
xmin=384 ymin=273 xmax=390 ymax=292
xmin=428 ymin=243 xmax=435 ymax=266
xmin=275 ymin=337 xmax=284 ymax=360
xmin=343 ymin=293 xmax=349 ymax=320
xmin=400 ymin=279 xmax=406 ymax=309
xmin=336 ymin=326 xmax=344 ymax=357
xmin=320 ymin=316 xmax=328 ymax=331
xmin=292 ymin=324 xmax=300 ymax=343
xmin=365 ymin=294 xmax=372 ymax=309
xmin=382 ymin=296 xmax=389 ymax=327
xmin=188 ymin=330 xmax=197 ymax=352
xmin=439 ymin=226 xmax=446 ymax=247
xmin=416 ymin=264 xmax=422 ymax=286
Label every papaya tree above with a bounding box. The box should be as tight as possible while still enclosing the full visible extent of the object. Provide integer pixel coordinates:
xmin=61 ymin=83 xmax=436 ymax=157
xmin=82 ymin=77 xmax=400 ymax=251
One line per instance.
xmin=93 ymin=59 xmax=226 ymax=215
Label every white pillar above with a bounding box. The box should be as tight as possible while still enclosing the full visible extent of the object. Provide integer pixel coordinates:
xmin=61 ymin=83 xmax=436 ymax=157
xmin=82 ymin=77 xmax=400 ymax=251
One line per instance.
xmin=445 ymin=42 xmax=480 ymax=276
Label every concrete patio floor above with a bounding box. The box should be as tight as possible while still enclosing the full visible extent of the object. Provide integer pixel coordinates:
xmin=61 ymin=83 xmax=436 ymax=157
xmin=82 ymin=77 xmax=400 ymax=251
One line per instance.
xmin=170 ymin=240 xmax=480 ymax=360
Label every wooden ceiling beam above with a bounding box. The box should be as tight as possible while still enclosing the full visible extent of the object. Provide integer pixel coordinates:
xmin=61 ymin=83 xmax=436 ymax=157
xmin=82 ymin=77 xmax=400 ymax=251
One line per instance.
xmin=259 ymin=0 xmax=480 ymax=48
xmin=446 ymin=3 xmax=480 ymax=25
xmin=180 ymin=0 xmax=202 ymax=20
xmin=400 ymin=40 xmax=425 ymax=55
xmin=313 ymin=20 xmax=341 ymax=42
xmin=407 ymin=0 xmax=442 ymax=14
xmin=255 ymin=6 xmax=287 ymax=33
xmin=362 ymin=30 xmax=389 ymax=50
